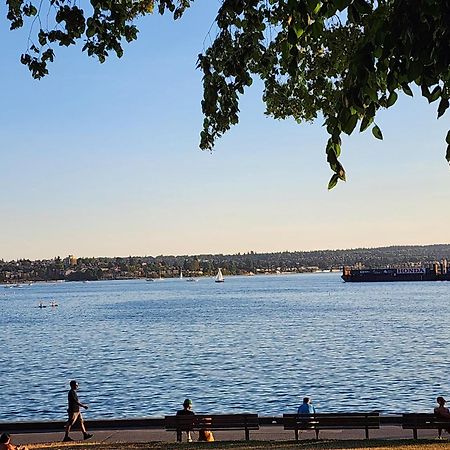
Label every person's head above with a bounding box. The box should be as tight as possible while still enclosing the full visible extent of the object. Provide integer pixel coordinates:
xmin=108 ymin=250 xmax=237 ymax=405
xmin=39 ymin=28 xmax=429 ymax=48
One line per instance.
xmin=0 ymin=433 xmax=10 ymax=444
xmin=70 ymin=380 xmax=79 ymax=390
xmin=303 ymin=397 xmax=311 ymax=404
xmin=437 ymin=396 xmax=446 ymax=406
xmin=183 ymin=398 xmax=192 ymax=410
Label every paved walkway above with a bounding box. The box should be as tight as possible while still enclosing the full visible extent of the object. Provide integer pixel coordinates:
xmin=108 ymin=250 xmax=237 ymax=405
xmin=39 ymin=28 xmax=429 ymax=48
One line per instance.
xmin=12 ymin=425 xmax=442 ymax=446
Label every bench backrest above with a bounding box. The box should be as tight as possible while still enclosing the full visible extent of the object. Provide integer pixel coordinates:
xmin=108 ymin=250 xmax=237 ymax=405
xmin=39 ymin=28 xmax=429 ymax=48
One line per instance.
xmin=165 ymin=414 xmax=259 ymax=431
xmin=283 ymin=413 xmax=380 ymax=429
xmin=402 ymin=413 xmax=450 ymax=428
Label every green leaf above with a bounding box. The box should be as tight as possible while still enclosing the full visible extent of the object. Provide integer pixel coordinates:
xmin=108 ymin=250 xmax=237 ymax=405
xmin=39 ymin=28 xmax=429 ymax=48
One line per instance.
xmin=372 ymin=125 xmax=383 ymax=140
xmin=328 ymin=174 xmax=339 ymax=190
xmin=446 ymin=144 xmax=450 ymax=163
xmin=293 ymin=24 xmax=304 ymax=38
xmin=386 ymin=91 xmax=398 ymax=107
xmin=446 ymin=130 xmax=450 ymax=145
xmin=402 ymin=83 xmax=413 ymax=97
xmin=429 ymin=85 xmax=442 ymax=103
xmin=334 ymin=143 xmax=341 ymax=158
xmin=360 ymin=115 xmax=373 ymax=132
xmin=421 ymin=84 xmax=431 ymax=101
xmin=437 ymin=98 xmax=449 ymax=118
xmin=343 ymin=114 xmax=358 ymax=135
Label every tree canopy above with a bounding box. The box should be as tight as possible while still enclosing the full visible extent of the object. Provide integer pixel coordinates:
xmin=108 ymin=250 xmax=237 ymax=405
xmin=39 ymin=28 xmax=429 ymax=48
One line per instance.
xmin=8 ymin=0 xmax=450 ymax=188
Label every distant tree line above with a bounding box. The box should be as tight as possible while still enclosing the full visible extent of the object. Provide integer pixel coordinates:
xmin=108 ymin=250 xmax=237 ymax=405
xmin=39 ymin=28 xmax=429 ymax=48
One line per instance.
xmin=1 ymin=244 xmax=449 ymax=283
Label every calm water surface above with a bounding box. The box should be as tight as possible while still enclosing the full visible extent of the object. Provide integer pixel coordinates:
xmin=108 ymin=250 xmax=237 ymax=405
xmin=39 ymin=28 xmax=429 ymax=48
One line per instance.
xmin=1 ymin=273 xmax=449 ymax=421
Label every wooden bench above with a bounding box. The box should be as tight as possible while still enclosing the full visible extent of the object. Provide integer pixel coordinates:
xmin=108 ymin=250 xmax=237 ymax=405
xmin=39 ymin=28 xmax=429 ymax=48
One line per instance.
xmin=283 ymin=413 xmax=380 ymax=440
xmin=402 ymin=413 xmax=450 ymax=439
xmin=165 ymin=414 xmax=259 ymax=441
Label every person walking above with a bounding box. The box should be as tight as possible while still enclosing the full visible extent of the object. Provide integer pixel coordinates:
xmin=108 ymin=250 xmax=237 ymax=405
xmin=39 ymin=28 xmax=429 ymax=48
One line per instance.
xmin=63 ymin=380 xmax=93 ymax=442
xmin=176 ymin=399 xmax=195 ymax=442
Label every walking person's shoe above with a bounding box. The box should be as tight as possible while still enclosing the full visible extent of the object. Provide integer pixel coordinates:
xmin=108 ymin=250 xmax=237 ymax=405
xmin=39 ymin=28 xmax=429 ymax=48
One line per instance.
xmin=83 ymin=433 xmax=93 ymax=440
xmin=63 ymin=436 xmax=74 ymax=442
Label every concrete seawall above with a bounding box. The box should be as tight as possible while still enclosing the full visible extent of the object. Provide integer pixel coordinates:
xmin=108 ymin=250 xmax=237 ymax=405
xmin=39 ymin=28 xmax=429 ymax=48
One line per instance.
xmin=0 ymin=416 xmax=442 ymax=444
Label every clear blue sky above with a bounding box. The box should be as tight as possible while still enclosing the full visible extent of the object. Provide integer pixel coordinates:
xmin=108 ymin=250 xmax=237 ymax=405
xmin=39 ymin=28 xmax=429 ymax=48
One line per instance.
xmin=1 ymin=1 xmax=449 ymax=261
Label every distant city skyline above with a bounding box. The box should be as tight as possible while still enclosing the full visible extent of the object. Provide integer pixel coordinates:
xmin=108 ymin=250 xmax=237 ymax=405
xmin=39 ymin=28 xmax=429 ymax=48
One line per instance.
xmin=1 ymin=3 xmax=449 ymax=261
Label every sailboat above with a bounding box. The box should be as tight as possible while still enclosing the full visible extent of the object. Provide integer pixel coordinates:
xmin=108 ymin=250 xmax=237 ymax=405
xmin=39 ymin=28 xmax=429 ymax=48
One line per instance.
xmin=180 ymin=269 xmax=183 ymax=280
xmin=215 ymin=268 xmax=224 ymax=283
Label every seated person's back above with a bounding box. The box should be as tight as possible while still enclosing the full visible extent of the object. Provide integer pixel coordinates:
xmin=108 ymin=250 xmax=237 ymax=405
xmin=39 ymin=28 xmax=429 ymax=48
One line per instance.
xmin=298 ymin=397 xmax=316 ymax=414
xmin=435 ymin=397 xmax=450 ymax=418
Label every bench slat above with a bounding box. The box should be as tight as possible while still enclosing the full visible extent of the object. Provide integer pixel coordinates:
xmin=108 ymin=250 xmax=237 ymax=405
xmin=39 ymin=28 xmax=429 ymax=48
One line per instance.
xmin=402 ymin=413 xmax=450 ymax=439
xmin=283 ymin=413 xmax=380 ymax=440
xmin=165 ymin=414 xmax=259 ymax=441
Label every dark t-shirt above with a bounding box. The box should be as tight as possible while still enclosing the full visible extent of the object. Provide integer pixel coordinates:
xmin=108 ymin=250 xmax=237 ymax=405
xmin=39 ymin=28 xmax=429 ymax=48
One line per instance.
xmin=68 ymin=389 xmax=80 ymax=412
xmin=176 ymin=409 xmax=195 ymax=416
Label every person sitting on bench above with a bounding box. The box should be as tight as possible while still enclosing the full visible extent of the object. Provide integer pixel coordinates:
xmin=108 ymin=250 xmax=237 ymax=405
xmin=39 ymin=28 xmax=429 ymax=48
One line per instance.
xmin=176 ymin=398 xmax=195 ymax=442
xmin=434 ymin=396 xmax=450 ymax=437
xmin=297 ymin=397 xmax=316 ymax=414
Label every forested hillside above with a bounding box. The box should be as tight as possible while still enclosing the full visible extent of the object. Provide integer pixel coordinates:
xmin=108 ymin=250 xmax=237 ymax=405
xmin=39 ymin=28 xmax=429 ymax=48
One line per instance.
xmin=1 ymin=244 xmax=450 ymax=282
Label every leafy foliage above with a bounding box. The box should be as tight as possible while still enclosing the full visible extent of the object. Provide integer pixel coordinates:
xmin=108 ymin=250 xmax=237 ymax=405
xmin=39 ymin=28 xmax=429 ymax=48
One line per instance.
xmin=7 ymin=0 xmax=450 ymax=187
xmin=8 ymin=0 xmax=191 ymax=78
xmin=197 ymin=0 xmax=450 ymax=188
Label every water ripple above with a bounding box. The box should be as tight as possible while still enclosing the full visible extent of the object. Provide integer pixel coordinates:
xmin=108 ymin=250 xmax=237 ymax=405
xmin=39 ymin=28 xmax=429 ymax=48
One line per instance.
xmin=1 ymin=274 xmax=449 ymax=420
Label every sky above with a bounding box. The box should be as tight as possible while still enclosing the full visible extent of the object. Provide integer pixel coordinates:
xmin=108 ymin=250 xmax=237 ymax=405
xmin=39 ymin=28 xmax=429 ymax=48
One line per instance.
xmin=1 ymin=0 xmax=449 ymax=261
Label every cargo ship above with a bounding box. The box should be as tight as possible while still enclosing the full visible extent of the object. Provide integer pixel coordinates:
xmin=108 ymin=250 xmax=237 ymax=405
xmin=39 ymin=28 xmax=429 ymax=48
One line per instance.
xmin=342 ymin=260 xmax=450 ymax=282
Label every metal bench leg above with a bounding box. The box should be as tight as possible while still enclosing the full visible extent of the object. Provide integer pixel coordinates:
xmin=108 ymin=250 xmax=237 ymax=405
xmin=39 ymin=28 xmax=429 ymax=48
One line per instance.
xmin=245 ymin=428 xmax=250 ymax=441
xmin=295 ymin=429 xmax=299 ymax=441
xmin=365 ymin=426 xmax=369 ymax=439
xmin=413 ymin=429 xmax=418 ymax=440
xmin=177 ymin=430 xmax=182 ymax=442
xmin=315 ymin=429 xmax=319 ymax=440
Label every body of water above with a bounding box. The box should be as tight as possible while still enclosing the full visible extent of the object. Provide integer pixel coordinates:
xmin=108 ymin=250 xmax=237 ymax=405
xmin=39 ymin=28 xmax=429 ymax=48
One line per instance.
xmin=1 ymin=273 xmax=449 ymax=421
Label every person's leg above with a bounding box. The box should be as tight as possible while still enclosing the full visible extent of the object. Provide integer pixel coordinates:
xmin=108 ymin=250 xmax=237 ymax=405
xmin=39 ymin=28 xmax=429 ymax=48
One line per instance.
xmin=79 ymin=414 xmax=93 ymax=440
xmin=64 ymin=412 xmax=79 ymax=440
xmin=79 ymin=415 xmax=87 ymax=434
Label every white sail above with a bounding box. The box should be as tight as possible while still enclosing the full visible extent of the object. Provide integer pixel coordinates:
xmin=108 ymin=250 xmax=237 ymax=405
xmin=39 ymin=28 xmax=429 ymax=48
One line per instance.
xmin=215 ymin=268 xmax=224 ymax=283
xmin=180 ymin=269 xmax=183 ymax=279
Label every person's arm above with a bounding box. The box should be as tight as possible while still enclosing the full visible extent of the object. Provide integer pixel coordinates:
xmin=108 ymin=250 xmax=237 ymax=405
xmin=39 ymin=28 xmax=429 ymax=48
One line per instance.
xmin=70 ymin=390 xmax=88 ymax=409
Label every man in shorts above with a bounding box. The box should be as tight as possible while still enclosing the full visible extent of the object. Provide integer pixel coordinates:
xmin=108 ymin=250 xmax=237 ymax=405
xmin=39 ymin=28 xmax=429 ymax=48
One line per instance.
xmin=63 ymin=380 xmax=93 ymax=442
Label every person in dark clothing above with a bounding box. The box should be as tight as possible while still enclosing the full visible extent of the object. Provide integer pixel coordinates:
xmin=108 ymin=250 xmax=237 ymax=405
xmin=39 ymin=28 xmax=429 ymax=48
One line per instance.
xmin=434 ymin=396 xmax=450 ymax=437
xmin=63 ymin=380 xmax=93 ymax=442
xmin=176 ymin=399 xmax=195 ymax=442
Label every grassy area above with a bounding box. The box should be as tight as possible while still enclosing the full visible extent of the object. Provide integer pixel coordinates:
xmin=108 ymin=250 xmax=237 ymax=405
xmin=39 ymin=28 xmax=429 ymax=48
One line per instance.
xmin=29 ymin=439 xmax=450 ymax=450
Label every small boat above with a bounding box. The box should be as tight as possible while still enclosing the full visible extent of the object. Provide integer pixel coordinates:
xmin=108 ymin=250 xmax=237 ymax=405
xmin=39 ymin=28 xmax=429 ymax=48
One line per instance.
xmin=215 ymin=268 xmax=224 ymax=283
xmin=146 ymin=278 xmax=154 ymax=282
xmin=186 ymin=278 xmax=198 ymax=282
xmin=179 ymin=270 xmax=183 ymax=280
xmin=38 ymin=302 xmax=47 ymax=308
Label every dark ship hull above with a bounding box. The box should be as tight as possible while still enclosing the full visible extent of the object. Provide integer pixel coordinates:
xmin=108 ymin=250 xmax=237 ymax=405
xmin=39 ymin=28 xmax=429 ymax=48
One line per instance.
xmin=342 ymin=266 xmax=450 ymax=282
